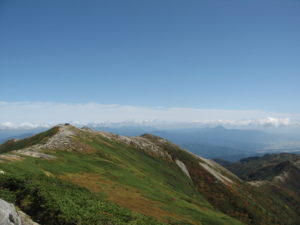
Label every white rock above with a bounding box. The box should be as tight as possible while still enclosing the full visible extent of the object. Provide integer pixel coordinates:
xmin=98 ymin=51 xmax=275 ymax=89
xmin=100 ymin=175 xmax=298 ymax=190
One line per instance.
xmin=0 ymin=199 xmax=38 ymax=225
xmin=175 ymin=160 xmax=191 ymax=179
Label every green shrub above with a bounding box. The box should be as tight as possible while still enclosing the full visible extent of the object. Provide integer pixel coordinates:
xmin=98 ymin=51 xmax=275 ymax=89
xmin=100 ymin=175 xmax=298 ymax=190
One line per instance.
xmin=0 ymin=174 xmax=164 ymax=225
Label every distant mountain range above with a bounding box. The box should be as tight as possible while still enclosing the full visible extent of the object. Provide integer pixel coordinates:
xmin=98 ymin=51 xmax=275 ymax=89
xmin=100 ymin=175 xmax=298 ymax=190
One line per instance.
xmin=0 ymin=128 xmax=45 ymax=144
xmin=0 ymin=124 xmax=299 ymax=225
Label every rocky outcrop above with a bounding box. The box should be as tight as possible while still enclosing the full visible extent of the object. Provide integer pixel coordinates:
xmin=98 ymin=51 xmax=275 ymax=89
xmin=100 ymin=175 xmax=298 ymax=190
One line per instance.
xmin=0 ymin=199 xmax=38 ymax=225
xmin=175 ymin=159 xmax=191 ymax=179
xmin=197 ymin=156 xmax=241 ymax=185
xmin=82 ymin=128 xmax=173 ymax=160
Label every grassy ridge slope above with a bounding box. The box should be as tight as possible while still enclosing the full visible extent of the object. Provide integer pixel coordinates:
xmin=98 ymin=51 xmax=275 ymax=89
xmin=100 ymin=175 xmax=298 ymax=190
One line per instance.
xmin=0 ymin=125 xmax=244 ymax=225
xmin=0 ymin=125 xmax=299 ymax=225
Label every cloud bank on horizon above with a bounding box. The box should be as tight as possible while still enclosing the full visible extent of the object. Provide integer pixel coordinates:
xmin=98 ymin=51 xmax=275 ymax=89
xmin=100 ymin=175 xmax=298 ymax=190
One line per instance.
xmin=1 ymin=101 xmax=299 ymax=129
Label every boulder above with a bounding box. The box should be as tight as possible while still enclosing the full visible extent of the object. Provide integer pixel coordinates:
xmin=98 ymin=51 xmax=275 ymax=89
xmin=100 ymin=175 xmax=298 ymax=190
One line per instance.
xmin=0 ymin=199 xmax=38 ymax=225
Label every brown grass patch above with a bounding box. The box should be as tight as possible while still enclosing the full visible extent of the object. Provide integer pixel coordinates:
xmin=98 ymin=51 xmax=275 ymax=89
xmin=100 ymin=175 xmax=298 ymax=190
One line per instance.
xmin=60 ymin=172 xmax=191 ymax=223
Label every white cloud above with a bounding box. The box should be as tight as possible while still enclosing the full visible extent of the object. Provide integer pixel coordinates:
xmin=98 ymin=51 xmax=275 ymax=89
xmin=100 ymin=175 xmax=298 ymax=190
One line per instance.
xmin=254 ymin=117 xmax=293 ymax=127
xmin=0 ymin=101 xmax=299 ymax=129
xmin=0 ymin=122 xmax=52 ymax=130
xmin=201 ymin=117 xmax=299 ymax=128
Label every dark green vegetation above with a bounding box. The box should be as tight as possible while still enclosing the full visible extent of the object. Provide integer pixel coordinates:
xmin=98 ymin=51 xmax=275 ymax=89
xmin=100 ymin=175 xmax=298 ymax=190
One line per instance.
xmin=222 ymin=153 xmax=300 ymax=195
xmin=0 ymin=125 xmax=299 ymax=225
xmin=0 ymin=174 xmax=162 ymax=225
xmin=218 ymin=153 xmax=300 ymax=224
xmin=221 ymin=153 xmax=300 ymax=181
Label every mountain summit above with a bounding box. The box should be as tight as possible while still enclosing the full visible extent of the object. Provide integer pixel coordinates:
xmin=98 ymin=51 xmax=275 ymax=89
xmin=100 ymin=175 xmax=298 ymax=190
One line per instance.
xmin=0 ymin=124 xmax=299 ymax=225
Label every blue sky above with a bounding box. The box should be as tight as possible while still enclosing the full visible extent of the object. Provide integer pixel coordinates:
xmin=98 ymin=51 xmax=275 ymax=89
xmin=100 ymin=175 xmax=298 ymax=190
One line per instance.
xmin=1 ymin=0 xmax=300 ymax=125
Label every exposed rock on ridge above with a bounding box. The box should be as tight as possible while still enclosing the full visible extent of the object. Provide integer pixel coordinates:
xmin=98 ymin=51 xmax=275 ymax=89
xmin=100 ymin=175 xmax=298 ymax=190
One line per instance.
xmin=175 ymin=159 xmax=191 ymax=179
xmin=0 ymin=199 xmax=38 ymax=225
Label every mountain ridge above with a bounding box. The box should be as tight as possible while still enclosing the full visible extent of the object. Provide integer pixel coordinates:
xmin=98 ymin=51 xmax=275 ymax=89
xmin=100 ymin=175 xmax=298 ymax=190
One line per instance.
xmin=0 ymin=124 xmax=299 ymax=225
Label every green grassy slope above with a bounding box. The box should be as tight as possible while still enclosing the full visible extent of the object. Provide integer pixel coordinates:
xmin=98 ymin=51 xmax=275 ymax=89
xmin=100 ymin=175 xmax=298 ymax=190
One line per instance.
xmin=0 ymin=174 xmax=163 ymax=225
xmin=0 ymin=126 xmax=244 ymax=225
xmin=0 ymin=125 xmax=299 ymax=225
xmin=143 ymin=136 xmax=300 ymax=225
